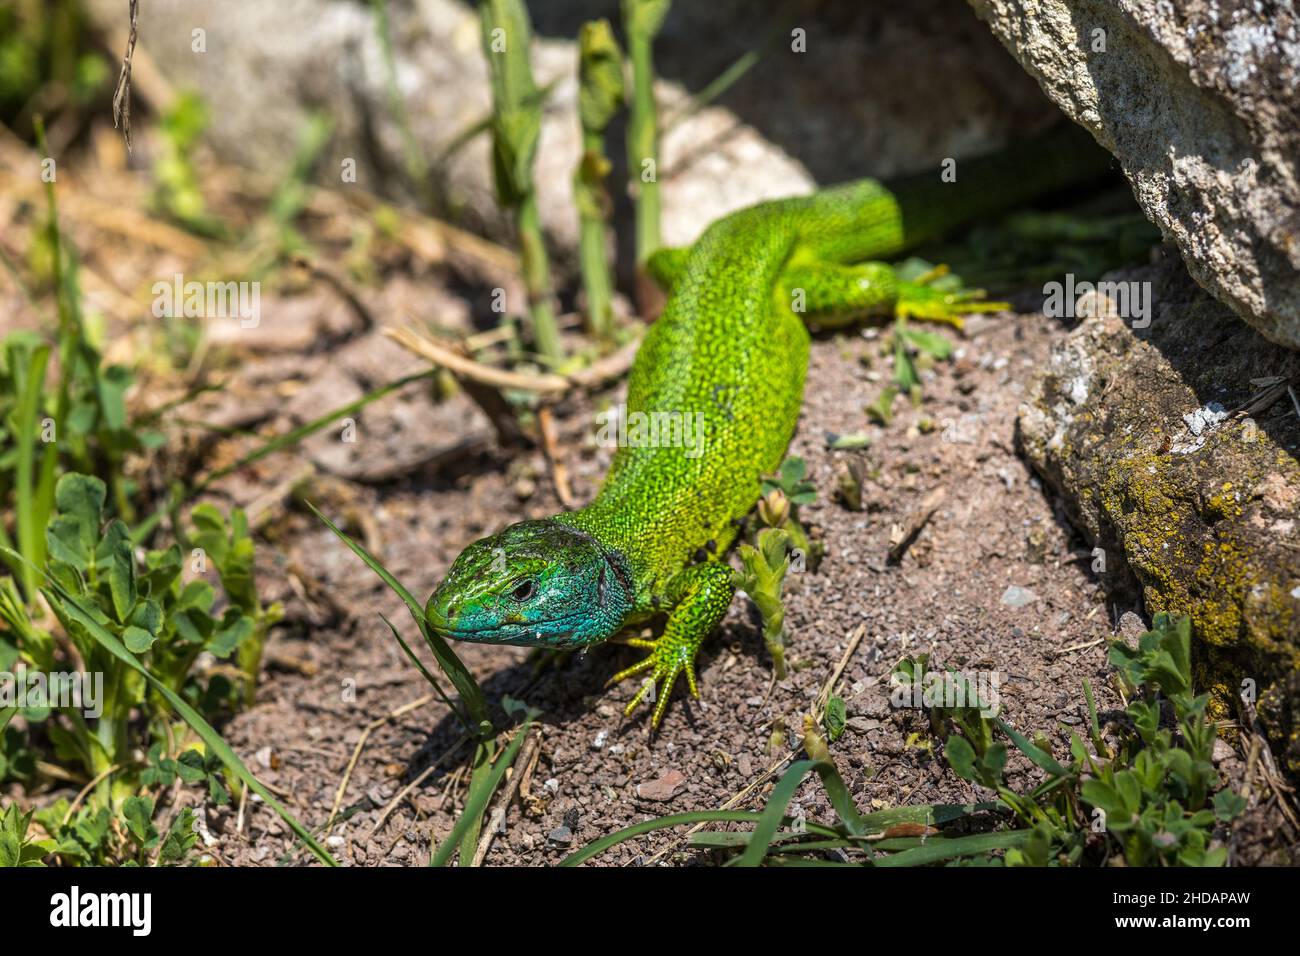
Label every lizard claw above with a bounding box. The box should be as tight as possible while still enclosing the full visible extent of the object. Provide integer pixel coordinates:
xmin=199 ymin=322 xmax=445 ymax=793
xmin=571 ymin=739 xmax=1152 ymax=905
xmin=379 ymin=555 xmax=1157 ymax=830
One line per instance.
xmin=896 ymin=272 xmax=1009 ymax=328
xmin=607 ymin=636 xmax=700 ymax=728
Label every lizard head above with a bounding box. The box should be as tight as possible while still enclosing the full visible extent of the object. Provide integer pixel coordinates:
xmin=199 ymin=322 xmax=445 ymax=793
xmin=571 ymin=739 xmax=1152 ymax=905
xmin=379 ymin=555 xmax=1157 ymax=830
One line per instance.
xmin=425 ymin=519 xmax=632 ymax=649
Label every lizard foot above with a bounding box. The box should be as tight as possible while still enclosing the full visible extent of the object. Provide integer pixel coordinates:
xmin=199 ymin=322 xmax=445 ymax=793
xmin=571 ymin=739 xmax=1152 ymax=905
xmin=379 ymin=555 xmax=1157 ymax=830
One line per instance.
xmin=607 ymin=635 xmax=701 ymax=728
xmin=896 ymin=265 xmax=1009 ymax=328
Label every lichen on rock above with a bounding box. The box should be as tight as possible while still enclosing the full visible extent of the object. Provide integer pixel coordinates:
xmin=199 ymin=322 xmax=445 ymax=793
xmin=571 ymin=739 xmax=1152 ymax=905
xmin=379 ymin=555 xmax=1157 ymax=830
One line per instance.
xmin=1019 ymin=254 xmax=1300 ymax=770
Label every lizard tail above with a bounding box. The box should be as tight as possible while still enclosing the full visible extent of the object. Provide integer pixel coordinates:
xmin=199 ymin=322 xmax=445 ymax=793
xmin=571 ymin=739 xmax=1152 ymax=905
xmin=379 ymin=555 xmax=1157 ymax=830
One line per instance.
xmin=888 ymin=122 xmax=1118 ymax=248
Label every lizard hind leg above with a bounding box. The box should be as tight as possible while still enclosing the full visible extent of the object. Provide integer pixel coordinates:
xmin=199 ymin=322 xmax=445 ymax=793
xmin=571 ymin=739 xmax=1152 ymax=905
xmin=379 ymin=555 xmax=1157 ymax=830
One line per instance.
xmin=606 ymin=561 xmax=735 ymax=728
xmin=779 ymin=258 xmax=1009 ymax=330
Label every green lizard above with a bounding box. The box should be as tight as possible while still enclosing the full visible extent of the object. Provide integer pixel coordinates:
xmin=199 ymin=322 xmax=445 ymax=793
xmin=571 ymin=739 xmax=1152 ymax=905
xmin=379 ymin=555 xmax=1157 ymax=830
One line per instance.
xmin=426 ymin=127 xmax=1111 ymax=727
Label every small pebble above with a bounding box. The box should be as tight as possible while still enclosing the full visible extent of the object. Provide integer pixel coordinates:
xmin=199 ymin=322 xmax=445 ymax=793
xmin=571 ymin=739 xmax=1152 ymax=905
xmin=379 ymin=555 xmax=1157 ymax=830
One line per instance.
xmin=1001 ymin=585 xmax=1038 ymax=607
xmin=636 ymin=769 xmax=687 ymax=802
xmin=847 ymin=716 xmax=882 ymax=734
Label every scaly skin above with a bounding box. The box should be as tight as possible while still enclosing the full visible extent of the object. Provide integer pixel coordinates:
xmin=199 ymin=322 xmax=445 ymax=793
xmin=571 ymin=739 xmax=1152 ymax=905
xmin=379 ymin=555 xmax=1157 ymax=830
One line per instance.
xmin=426 ymin=127 xmax=1111 ymax=727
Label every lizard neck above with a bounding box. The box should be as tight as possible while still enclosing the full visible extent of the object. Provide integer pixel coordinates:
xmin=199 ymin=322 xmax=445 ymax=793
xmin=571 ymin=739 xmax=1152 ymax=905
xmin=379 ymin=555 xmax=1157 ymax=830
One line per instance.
xmin=555 ymin=505 xmax=665 ymax=617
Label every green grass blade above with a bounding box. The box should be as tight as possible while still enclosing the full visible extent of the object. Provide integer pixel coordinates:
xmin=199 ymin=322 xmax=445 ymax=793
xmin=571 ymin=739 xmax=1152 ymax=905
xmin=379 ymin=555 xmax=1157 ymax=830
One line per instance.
xmin=762 ymin=856 xmax=861 ymax=868
xmin=562 ymin=790 xmax=992 ymax=867
xmin=129 ymin=494 xmax=169 ymax=544
xmin=1027 ymin=773 xmax=1077 ymax=802
xmin=1082 ymin=677 xmax=1109 ymax=757
xmin=737 ymin=759 xmax=817 ymax=867
xmin=664 ymin=48 xmax=760 ymax=132
xmin=856 ymin=802 xmax=995 ymax=831
xmin=456 ymin=741 xmax=497 ymax=865
xmin=868 ymin=837 xmax=935 ymax=851
xmin=873 ymin=829 xmax=1031 ymax=867
xmin=1083 ymin=678 xmax=1100 ymax=737
xmin=378 ymin=612 xmax=467 ymax=728
xmin=2 ymin=546 xmax=337 ymax=866
xmin=689 ymin=826 xmax=843 ymax=849
xmin=12 ymin=344 xmax=51 ymax=601
xmin=32 ymin=424 xmax=60 ymax=553
xmin=307 ymin=501 xmax=488 ymax=730
xmin=811 ymin=760 xmax=867 ymax=837
xmin=766 ymin=839 xmax=861 ymax=855
xmin=560 ymin=810 xmax=769 ymax=867
xmin=276 ymin=803 xmax=368 ymax=866
xmin=196 ymin=370 xmax=433 ymax=492
xmin=997 ymin=718 xmax=1070 ymax=777
xmin=429 ymin=717 xmax=531 ymax=867
xmin=53 ymin=588 xmax=338 ymax=865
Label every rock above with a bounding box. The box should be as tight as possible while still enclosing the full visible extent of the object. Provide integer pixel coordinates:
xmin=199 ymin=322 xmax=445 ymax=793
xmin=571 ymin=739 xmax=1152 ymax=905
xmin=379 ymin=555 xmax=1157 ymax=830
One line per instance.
xmin=1018 ymin=254 xmax=1300 ymax=772
xmin=1117 ymin=611 xmax=1148 ymax=648
xmin=635 ymin=769 xmax=687 ymax=802
xmin=846 ymin=716 xmax=882 ymax=734
xmin=853 ymin=685 xmax=892 ymax=719
xmin=545 ymin=825 xmax=573 ymax=847
xmin=1001 ymin=585 xmax=1039 ymax=608
xmin=1184 ymin=404 xmax=1229 ymax=438
xmin=204 ymin=291 xmax=358 ymax=354
xmin=87 ymin=0 xmax=1056 ymax=259
xmin=969 ymin=0 xmax=1300 ymax=349
xmin=333 ymin=324 xmax=428 ymax=387
xmin=284 ymin=363 xmax=364 ymax=424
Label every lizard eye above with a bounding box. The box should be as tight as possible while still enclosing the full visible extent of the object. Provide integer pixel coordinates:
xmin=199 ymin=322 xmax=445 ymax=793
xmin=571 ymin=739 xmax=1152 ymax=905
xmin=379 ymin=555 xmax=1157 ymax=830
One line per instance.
xmin=510 ymin=578 xmax=538 ymax=602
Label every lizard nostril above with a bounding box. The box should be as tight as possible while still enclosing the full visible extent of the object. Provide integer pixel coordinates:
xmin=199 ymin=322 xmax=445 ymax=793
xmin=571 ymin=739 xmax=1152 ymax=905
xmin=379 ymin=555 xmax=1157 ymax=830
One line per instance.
xmin=426 ymin=591 xmax=459 ymax=631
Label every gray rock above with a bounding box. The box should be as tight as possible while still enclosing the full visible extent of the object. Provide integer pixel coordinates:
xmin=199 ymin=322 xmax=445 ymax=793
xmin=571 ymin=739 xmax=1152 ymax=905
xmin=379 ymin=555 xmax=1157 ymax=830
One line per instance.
xmin=1001 ymin=585 xmax=1039 ymax=607
xmin=846 ymin=716 xmax=882 ymax=734
xmin=969 ymin=0 xmax=1300 ymax=349
xmin=1117 ymin=611 xmax=1149 ymax=648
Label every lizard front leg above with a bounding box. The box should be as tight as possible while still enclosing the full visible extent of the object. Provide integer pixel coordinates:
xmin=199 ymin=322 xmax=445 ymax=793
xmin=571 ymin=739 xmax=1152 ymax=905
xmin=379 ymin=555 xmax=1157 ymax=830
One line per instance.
xmin=644 ymin=245 xmax=690 ymax=292
xmin=607 ymin=561 xmax=735 ymax=727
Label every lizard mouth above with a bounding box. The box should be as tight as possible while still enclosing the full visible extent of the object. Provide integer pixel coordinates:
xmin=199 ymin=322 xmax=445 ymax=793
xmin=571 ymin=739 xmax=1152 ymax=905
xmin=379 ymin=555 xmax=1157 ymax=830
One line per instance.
xmin=430 ymin=609 xmax=592 ymax=647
